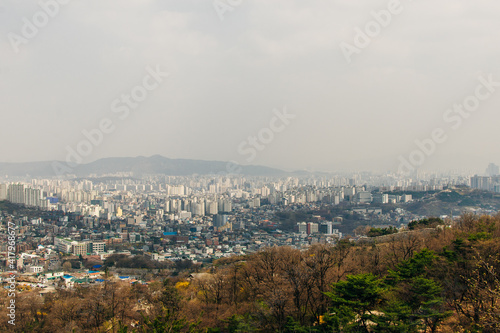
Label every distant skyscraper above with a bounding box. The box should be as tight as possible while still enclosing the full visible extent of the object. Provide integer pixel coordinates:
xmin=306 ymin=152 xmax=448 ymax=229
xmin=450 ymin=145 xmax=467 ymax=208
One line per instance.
xmin=486 ymin=163 xmax=499 ymax=176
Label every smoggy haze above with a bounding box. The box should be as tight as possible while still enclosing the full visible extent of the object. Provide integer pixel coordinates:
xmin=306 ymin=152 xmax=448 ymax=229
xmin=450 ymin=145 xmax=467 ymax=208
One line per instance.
xmin=1 ymin=0 xmax=500 ymax=173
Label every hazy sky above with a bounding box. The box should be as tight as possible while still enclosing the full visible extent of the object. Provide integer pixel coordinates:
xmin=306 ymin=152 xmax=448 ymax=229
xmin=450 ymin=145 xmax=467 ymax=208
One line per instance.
xmin=1 ymin=0 xmax=499 ymax=173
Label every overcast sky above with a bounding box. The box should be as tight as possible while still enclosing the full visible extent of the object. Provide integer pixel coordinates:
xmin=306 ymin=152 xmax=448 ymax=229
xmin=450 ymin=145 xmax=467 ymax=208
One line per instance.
xmin=1 ymin=0 xmax=499 ymax=173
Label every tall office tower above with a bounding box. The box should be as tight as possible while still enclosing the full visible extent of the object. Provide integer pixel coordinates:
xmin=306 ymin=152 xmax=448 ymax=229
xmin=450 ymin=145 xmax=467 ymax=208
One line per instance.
xmin=8 ymin=184 xmax=25 ymax=204
xmin=486 ymin=163 xmax=499 ymax=177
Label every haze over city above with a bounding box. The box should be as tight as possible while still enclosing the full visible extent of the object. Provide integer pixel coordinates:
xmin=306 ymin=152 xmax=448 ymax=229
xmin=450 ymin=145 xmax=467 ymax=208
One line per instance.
xmin=4 ymin=2 xmax=500 ymax=332
xmin=1 ymin=0 xmax=500 ymax=173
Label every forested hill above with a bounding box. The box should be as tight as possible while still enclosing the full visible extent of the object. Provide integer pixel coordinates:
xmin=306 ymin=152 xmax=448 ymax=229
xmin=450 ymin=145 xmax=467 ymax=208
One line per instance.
xmin=2 ymin=214 xmax=500 ymax=332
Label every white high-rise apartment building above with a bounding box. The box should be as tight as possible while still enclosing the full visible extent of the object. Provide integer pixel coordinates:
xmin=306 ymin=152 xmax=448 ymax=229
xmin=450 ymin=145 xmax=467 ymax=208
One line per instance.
xmin=0 ymin=184 xmax=7 ymax=200
xmin=8 ymin=184 xmax=25 ymax=204
xmin=25 ymin=188 xmax=42 ymax=207
xmin=206 ymin=201 xmax=218 ymax=215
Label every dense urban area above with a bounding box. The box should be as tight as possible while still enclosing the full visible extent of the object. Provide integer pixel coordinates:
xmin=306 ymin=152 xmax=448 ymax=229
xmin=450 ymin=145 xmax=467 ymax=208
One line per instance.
xmin=1 ymin=163 xmax=500 ymax=331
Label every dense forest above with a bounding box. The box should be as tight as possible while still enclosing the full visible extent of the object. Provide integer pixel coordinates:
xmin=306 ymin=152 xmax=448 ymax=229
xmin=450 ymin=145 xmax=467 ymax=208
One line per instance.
xmin=1 ymin=213 xmax=500 ymax=332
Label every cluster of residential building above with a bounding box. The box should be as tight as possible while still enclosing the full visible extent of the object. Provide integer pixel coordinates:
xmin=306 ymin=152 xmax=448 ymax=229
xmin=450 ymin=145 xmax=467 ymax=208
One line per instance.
xmin=469 ymin=163 xmax=500 ymax=192
xmin=0 ymin=169 xmax=490 ymax=291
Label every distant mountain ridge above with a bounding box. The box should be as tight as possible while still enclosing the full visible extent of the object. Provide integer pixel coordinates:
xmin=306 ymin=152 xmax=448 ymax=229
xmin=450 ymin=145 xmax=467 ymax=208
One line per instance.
xmin=0 ymin=155 xmax=287 ymax=178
